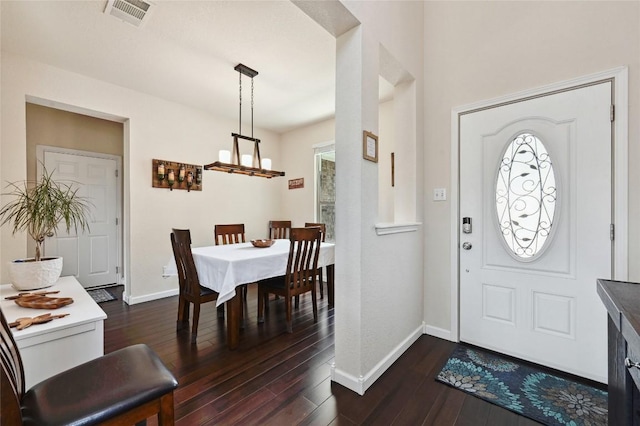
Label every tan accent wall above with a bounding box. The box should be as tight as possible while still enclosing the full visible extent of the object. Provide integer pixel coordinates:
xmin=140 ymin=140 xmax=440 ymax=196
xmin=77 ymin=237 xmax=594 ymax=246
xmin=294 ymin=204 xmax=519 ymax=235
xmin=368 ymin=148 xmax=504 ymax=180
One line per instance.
xmin=26 ymin=103 xmax=123 ymax=182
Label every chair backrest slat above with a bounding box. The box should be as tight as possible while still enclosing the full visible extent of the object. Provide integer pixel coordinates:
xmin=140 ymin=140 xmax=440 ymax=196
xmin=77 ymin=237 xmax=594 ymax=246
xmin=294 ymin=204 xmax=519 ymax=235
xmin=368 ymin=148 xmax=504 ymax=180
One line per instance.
xmin=170 ymin=229 xmax=189 ymax=293
xmin=269 ymin=220 xmax=291 ymax=240
xmin=214 ymin=224 xmax=246 ymax=246
xmin=1 ymin=310 xmax=25 ymax=424
xmin=171 ymin=229 xmax=201 ymax=298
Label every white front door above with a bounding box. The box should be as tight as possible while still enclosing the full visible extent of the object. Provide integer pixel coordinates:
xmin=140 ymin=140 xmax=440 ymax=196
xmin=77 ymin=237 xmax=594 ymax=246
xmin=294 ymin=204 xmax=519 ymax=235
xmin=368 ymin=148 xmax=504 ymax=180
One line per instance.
xmin=459 ymin=82 xmax=612 ymax=383
xmin=43 ymin=151 xmax=119 ymax=288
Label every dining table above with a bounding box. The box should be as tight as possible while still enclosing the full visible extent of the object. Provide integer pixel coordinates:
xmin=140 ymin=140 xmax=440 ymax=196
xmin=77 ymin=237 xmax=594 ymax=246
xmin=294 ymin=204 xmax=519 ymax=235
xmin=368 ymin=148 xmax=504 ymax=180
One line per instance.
xmin=165 ymin=238 xmax=335 ymax=349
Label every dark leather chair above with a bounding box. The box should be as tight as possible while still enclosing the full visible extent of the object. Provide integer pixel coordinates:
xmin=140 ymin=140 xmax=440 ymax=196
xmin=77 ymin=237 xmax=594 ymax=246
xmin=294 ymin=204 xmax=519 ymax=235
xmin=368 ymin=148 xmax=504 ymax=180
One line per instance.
xmin=269 ymin=220 xmax=291 ymax=239
xmin=257 ymin=227 xmax=321 ymax=333
xmin=0 ymin=310 xmax=178 ymax=426
xmin=171 ymin=228 xmax=220 ymax=343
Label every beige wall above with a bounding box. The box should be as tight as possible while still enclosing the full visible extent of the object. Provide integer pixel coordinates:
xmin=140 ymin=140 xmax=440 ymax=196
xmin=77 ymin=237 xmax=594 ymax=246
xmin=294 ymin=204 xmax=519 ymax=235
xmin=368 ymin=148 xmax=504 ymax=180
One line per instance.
xmin=423 ymin=1 xmax=640 ymax=334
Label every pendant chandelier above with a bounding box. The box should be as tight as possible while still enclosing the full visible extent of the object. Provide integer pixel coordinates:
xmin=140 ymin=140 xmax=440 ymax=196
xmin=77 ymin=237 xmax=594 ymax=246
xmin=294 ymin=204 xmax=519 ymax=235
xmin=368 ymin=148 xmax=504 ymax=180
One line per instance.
xmin=204 ymin=63 xmax=285 ymax=178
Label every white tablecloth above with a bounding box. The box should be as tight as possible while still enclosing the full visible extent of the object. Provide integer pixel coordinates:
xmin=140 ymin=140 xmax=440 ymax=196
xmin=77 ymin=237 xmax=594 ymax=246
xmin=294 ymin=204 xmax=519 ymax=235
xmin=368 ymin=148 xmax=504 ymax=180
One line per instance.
xmin=165 ymin=239 xmax=335 ymax=306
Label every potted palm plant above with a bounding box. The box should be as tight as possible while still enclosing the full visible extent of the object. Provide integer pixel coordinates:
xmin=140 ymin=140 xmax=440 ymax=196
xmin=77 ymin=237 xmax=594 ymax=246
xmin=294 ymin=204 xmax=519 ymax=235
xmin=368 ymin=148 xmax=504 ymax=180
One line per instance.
xmin=0 ymin=167 xmax=90 ymax=290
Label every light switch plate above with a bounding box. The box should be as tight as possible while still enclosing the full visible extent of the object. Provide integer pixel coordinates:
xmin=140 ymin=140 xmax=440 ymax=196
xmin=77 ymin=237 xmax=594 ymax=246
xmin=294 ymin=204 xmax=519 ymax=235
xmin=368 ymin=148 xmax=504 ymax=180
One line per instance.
xmin=433 ymin=188 xmax=447 ymax=201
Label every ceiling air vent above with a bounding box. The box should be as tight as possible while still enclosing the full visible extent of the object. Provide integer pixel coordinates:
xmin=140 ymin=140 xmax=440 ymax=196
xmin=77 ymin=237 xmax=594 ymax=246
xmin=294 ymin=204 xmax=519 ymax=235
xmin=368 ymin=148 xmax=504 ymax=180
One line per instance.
xmin=104 ymin=0 xmax=153 ymax=27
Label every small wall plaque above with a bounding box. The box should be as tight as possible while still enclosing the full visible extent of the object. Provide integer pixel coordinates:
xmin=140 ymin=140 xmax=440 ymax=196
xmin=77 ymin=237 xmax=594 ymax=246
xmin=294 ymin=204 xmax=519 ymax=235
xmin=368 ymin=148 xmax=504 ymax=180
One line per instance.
xmin=288 ymin=178 xmax=304 ymax=190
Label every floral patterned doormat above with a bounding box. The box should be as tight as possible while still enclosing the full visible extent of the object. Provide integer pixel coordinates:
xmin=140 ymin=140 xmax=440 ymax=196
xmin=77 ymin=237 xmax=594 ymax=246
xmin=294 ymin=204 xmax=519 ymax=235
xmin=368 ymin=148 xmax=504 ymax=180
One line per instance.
xmin=436 ymin=344 xmax=607 ymax=425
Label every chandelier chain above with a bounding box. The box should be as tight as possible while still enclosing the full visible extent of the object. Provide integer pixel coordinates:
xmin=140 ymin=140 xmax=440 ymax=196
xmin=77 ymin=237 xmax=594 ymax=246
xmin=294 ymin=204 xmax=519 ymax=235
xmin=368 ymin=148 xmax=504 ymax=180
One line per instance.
xmin=238 ymin=69 xmax=242 ymax=134
xmin=251 ymin=77 xmax=254 ymax=138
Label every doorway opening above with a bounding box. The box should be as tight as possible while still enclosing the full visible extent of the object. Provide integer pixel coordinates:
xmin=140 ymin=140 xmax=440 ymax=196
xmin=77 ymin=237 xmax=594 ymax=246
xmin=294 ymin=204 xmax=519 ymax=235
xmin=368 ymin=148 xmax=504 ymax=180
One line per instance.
xmin=26 ymin=102 xmax=125 ymax=289
xmin=314 ymin=145 xmax=335 ymax=242
xmin=450 ymin=67 xmax=629 ymax=383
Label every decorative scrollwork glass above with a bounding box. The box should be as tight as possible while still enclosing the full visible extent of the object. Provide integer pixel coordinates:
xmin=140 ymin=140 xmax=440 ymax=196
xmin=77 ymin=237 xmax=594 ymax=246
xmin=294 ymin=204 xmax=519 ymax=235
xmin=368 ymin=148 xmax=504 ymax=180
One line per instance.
xmin=496 ymin=133 xmax=557 ymax=260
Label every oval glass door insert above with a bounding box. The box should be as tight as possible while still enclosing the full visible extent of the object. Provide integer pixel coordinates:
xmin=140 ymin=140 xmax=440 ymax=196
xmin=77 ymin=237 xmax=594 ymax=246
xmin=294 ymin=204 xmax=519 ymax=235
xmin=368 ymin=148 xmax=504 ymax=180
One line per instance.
xmin=495 ymin=133 xmax=557 ymax=260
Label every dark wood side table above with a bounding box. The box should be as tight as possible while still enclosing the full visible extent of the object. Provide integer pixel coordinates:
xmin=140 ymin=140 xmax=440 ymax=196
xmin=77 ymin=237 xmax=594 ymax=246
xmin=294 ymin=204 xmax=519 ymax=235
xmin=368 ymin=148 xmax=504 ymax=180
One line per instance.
xmin=597 ymin=278 xmax=640 ymax=425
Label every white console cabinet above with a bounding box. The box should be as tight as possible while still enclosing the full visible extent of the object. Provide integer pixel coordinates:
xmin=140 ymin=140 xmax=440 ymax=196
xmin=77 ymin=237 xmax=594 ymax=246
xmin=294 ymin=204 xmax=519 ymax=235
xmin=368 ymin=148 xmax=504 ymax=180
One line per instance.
xmin=0 ymin=276 xmax=107 ymax=389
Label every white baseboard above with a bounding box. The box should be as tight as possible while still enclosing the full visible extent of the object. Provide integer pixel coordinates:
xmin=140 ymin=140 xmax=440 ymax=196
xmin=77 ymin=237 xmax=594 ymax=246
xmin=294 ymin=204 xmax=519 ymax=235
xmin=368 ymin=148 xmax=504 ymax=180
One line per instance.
xmin=124 ymin=288 xmax=179 ymax=305
xmin=424 ymin=324 xmax=455 ymax=342
xmin=331 ymin=323 xmax=423 ymax=395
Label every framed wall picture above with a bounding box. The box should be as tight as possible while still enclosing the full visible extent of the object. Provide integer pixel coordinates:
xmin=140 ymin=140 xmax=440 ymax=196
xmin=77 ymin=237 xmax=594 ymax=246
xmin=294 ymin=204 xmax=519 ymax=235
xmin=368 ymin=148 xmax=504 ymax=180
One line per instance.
xmin=363 ymin=130 xmax=378 ymax=163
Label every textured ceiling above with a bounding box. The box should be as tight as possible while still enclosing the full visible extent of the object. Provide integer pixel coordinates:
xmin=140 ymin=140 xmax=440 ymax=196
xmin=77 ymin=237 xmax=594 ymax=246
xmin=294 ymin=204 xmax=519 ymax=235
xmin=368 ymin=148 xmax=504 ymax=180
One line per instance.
xmin=0 ymin=0 xmax=377 ymax=134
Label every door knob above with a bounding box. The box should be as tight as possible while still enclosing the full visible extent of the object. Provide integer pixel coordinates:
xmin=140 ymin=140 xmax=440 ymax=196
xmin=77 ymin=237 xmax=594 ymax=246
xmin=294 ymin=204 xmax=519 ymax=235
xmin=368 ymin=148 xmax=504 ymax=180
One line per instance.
xmin=462 ymin=242 xmax=472 ymax=250
xmin=625 ymin=357 xmax=640 ymax=369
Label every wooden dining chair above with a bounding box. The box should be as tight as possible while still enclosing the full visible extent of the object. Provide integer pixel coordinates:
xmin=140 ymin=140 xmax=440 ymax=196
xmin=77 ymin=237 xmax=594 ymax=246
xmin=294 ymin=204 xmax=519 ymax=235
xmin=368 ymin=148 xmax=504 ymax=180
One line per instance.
xmin=214 ymin=223 xmax=246 ymax=245
xmin=257 ymin=227 xmax=322 ymax=333
xmin=305 ymin=222 xmax=327 ymax=299
xmin=171 ymin=228 xmax=220 ymax=343
xmin=269 ymin=220 xmax=292 ymax=239
xmin=214 ymin=223 xmax=249 ymax=300
xmin=267 ymin=221 xmax=293 ymax=302
xmin=0 ymin=310 xmax=178 ymax=426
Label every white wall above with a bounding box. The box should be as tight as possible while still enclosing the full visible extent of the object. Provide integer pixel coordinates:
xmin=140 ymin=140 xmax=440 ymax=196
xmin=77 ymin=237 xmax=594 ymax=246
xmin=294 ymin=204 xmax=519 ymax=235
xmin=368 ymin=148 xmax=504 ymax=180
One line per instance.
xmin=336 ymin=1 xmax=424 ymax=389
xmin=378 ymin=100 xmax=395 ymax=222
xmin=423 ymin=1 xmax=640 ymax=334
xmin=301 ymin=0 xmax=425 ymax=395
xmin=0 ymin=52 xmax=283 ymax=302
xmin=279 ymin=99 xmax=396 ymax=227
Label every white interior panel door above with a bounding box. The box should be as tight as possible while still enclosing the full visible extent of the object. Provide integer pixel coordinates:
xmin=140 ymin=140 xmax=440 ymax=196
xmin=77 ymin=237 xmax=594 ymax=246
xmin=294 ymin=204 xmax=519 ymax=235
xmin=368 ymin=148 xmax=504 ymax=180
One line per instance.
xmin=43 ymin=151 xmax=118 ymax=288
xmin=459 ymin=82 xmax=612 ymax=383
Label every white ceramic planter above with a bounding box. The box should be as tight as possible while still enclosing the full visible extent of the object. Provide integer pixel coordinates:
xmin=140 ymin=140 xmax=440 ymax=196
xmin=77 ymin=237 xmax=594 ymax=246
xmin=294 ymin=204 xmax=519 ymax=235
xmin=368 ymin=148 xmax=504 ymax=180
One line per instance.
xmin=8 ymin=257 xmax=63 ymax=290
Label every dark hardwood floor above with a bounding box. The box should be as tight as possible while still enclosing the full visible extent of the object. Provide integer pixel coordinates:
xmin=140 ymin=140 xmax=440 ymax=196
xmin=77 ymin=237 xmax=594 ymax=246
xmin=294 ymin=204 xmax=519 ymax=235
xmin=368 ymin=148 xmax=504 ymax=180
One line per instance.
xmin=101 ymin=285 xmax=541 ymax=425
